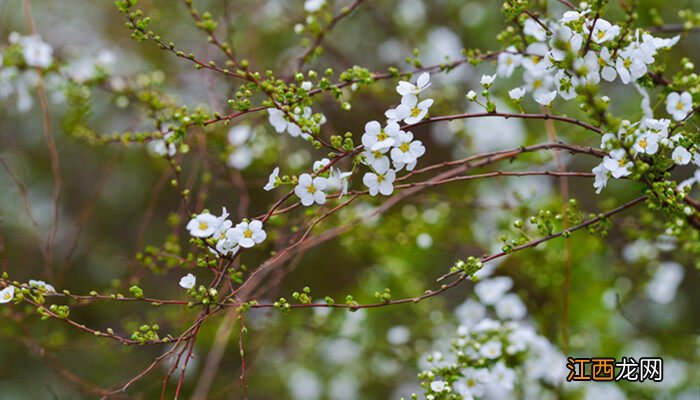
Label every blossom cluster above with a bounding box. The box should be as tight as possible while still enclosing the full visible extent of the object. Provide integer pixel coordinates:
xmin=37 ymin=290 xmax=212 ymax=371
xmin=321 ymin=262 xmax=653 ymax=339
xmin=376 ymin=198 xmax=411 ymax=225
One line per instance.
xmin=413 ymin=276 xmax=567 ymax=400
xmin=476 ymin=9 xmax=699 ymax=197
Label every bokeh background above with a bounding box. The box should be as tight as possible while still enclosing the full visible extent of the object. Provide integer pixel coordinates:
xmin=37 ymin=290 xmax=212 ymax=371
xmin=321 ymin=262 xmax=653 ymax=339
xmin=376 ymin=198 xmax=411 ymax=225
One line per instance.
xmin=1 ymin=0 xmax=699 ymax=399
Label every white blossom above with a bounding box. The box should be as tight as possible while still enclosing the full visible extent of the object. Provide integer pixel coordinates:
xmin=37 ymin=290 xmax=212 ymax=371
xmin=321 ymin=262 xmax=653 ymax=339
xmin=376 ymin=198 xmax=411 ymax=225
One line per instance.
xmin=327 ymin=167 xmax=352 ymax=196
xmin=592 ymin=163 xmax=610 ymax=194
xmin=263 ymin=167 xmax=280 ymax=191
xmin=0 ymin=286 xmax=15 ymax=304
xmin=587 ymin=19 xmax=620 ymax=44
xmin=393 ymin=94 xmax=434 ymax=124
xmin=363 ymin=157 xmax=396 ymax=196
xmin=396 ymin=72 xmax=431 ymax=96
xmin=497 ymin=47 xmax=522 ymax=78
xmin=665 ymin=91 xmax=693 ymax=121
xmin=523 ymin=18 xmax=548 ymax=41
xmin=672 ymin=146 xmax=692 ymax=165
xmin=179 ymin=273 xmax=196 ymax=289
xmin=533 ymin=90 xmax=557 ymax=106
xmin=304 ymin=0 xmax=325 ymax=13
xmin=390 ymin=130 xmax=425 ymax=166
xmin=19 ymin=34 xmax=53 ymax=68
xmin=645 ymin=262 xmax=685 ymax=304
xmin=480 ymin=340 xmax=503 ymax=359
xmin=430 ymin=380 xmax=448 ymax=393
xmin=362 ymin=120 xmax=397 ymax=151
xmin=186 ymin=212 xmax=220 ymax=238
xmin=295 ymin=173 xmax=328 ymax=206
xmin=268 ymin=108 xmax=288 ymax=133
xmin=632 ymin=133 xmax=659 ymax=155
xmin=616 ymin=47 xmax=647 ymax=84
xmin=602 ymin=149 xmax=633 ymax=178
xmin=550 ymin=26 xmax=582 ymax=61
xmin=508 ymin=87 xmax=525 ymax=101
xmin=28 ymin=279 xmax=56 ymax=293
xmin=480 ymin=73 xmax=497 ymax=88
xmin=230 ymin=220 xmax=266 ymax=248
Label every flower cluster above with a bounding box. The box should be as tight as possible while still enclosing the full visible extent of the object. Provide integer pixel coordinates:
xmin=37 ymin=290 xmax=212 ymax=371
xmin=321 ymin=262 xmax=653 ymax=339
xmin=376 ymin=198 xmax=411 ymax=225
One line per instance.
xmin=186 ymin=207 xmax=267 ymax=256
xmin=361 ymin=73 xmax=432 ymax=196
xmin=413 ymin=276 xmax=567 ymax=400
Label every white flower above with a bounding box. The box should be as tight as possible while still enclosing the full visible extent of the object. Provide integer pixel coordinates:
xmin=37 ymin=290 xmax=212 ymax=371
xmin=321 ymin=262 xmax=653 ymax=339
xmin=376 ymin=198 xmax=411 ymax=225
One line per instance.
xmin=230 ymin=220 xmax=266 ymax=248
xmin=148 ymin=132 xmax=177 ymax=158
xmin=186 ymin=212 xmax=220 ymax=238
xmin=592 ymin=163 xmax=610 ymax=194
xmin=497 ymin=46 xmax=522 ymax=78
xmin=495 ymin=294 xmax=526 ymax=320
xmin=523 ymin=18 xmax=548 ymax=41
xmin=641 ymin=118 xmax=671 ymax=138
xmin=179 ymin=273 xmax=196 ymax=289
xmin=267 ymin=108 xmax=288 ymax=133
xmin=508 ymin=87 xmax=525 ymax=101
xmin=455 ymin=368 xmax=488 ymax=398
xmin=598 ymin=47 xmax=617 ymax=82
xmin=295 ymin=173 xmax=328 ymax=206
xmin=587 ymin=19 xmax=620 ymax=44
xmin=534 ymin=90 xmax=557 ymax=106
xmin=602 ymin=149 xmax=633 ymax=178
xmin=304 ymin=0 xmax=325 ymax=12
xmin=480 ymin=73 xmax=497 ymax=88
xmin=480 ymin=340 xmax=502 ymax=359
xmin=28 ymin=279 xmax=56 ymax=293
xmin=455 ymin=299 xmax=486 ymax=326
xmin=390 ymin=130 xmax=425 ymax=166
xmin=430 ymin=380 xmax=448 ymax=393
xmin=574 ymin=51 xmax=600 ymax=85
xmin=215 ymin=228 xmax=239 ymax=255
xmin=632 ymin=133 xmax=659 ymax=155
xmin=488 ymin=362 xmax=516 ymax=391
xmin=300 ymin=81 xmax=313 ymax=91
xmin=672 ymin=146 xmax=692 ymax=165
xmin=553 ymin=69 xmax=578 ymax=100
xmin=361 ymin=148 xmax=390 ymax=170
xmin=559 ymin=10 xmax=587 ymax=23
xmin=328 ymin=167 xmax=352 ymax=196
xmin=616 ymin=47 xmax=647 ymax=84
xmin=653 ymin=35 xmax=680 ymax=50
xmin=466 ymin=90 xmax=477 ymax=101
xmin=474 ymin=277 xmax=512 ymax=305
xmin=393 ymin=94 xmax=434 ymax=124
xmin=396 ymin=72 xmax=431 ymax=96
xmin=20 ymin=35 xmax=53 ymax=68
xmin=0 ymin=285 xmax=15 ymax=304
xmin=313 ymin=158 xmax=330 ymax=172
xmin=550 ymin=26 xmax=583 ymax=61
xmin=363 ymin=157 xmax=396 ymax=196
xmin=263 ymin=167 xmax=280 ymax=191
xmin=227 ymin=126 xmax=253 ymax=169
xmin=362 ymin=120 xmax=397 ymax=151
xmin=665 ymin=91 xmax=693 ymax=121
xmin=521 ymin=43 xmax=552 ymax=75
xmin=523 ymin=70 xmax=554 ymax=97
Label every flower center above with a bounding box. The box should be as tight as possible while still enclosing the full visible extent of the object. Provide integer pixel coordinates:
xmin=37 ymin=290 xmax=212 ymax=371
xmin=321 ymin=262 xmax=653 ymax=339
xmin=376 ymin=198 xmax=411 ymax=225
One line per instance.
xmin=244 ymin=229 xmax=253 ymax=238
xmin=411 ymin=107 xmax=421 ymax=117
xmin=307 ymin=184 xmax=316 ymax=194
xmin=596 ymin=31 xmax=606 ymax=40
xmin=3 ymin=293 xmax=10 ymax=300
xmin=618 ymin=159 xmax=627 ymax=167
xmin=377 ymin=174 xmax=385 ymax=183
xmin=676 ymin=101 xmax=684 ymax=110
xmin=623 ymin=58 xmax=632 ymax=68
xmin=199 ymin=222 xmax=208 ymax=231
xmin=377 ymin=130 xmax=388 ymax=141
xmin=639 ymin=139 xmax=648 ymax=149
xmin=400 ymin=142 xmax=410 ymax=152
